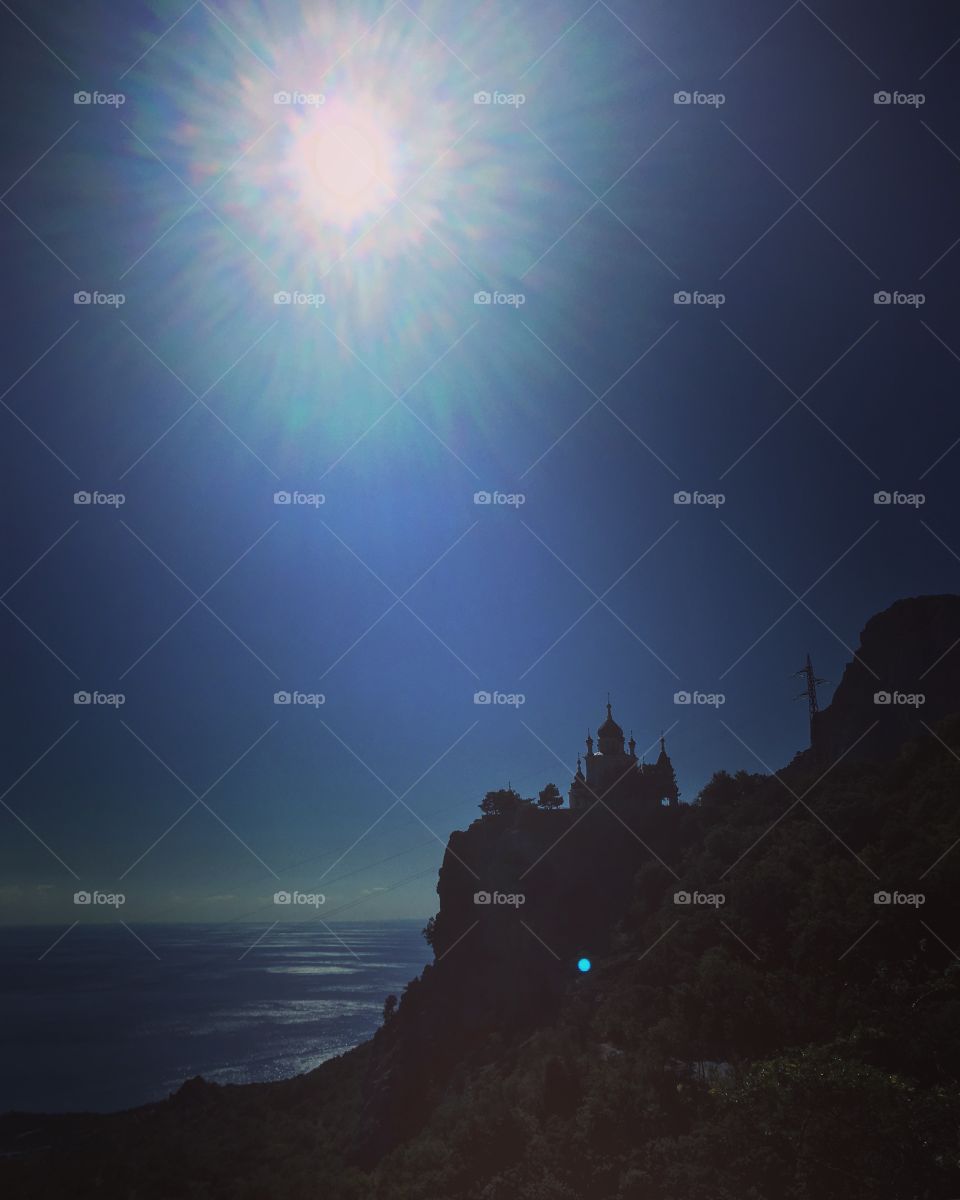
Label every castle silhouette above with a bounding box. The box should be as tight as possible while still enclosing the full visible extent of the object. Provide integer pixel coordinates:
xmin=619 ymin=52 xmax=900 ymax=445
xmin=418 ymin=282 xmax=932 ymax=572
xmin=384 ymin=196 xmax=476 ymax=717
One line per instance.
xmin=569 ymin=702 xmax=679 ymax=810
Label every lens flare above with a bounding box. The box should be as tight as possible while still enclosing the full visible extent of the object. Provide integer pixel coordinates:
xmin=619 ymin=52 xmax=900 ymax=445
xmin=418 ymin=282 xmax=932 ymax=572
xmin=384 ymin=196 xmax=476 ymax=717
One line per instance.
xmin=285 ymin=98 xmax=398 ymax=228
xmin=104 ymin=0 xmax=655 ymax=448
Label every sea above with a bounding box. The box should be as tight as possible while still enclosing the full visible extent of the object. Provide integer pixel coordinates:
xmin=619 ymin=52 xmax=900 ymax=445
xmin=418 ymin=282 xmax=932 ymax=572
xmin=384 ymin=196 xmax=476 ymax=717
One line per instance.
xmin=0 ymin=921 xmax=430 ymax=1114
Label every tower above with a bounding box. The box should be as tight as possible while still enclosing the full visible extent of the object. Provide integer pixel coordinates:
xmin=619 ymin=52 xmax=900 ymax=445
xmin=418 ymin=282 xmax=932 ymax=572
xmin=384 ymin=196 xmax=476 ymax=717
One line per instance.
xmin=794 ymin=653 xmax=828 ymax=745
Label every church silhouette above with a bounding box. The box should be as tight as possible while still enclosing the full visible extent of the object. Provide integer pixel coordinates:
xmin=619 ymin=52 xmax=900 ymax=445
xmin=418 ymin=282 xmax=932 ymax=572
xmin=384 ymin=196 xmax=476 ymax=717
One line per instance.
xmin=569 ymin=702 xmax=679 ymax=811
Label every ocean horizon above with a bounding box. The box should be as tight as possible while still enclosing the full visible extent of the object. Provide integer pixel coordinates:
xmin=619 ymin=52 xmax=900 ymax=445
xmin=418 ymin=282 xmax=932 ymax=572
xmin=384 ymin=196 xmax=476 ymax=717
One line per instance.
xmin=0 ymin=921 xmax=430 ymax=1115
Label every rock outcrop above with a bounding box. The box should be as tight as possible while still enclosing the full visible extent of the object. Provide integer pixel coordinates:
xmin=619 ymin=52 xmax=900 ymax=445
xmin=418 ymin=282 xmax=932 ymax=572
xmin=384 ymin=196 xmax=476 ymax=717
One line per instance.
xmin=356 ymin=801 xmax=686 ymax=1159
xmin=807 ymin=595 xmax=960 ymax=766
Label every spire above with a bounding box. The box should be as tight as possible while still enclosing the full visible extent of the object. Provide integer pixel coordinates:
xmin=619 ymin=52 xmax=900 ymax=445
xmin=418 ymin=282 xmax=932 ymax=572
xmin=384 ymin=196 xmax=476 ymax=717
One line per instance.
xmin=585 ymin=729 xmax=594 ymax=756
xmin=654 ymin=731 xmax=679 ymax=805
xmin=628 ymin=730 xmax=636 ymax=758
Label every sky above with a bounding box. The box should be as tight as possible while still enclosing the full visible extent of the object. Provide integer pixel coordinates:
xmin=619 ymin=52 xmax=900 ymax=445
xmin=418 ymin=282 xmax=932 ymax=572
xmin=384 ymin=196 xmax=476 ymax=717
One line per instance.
xmin=2 ymin=0 xmax=960 ymax=928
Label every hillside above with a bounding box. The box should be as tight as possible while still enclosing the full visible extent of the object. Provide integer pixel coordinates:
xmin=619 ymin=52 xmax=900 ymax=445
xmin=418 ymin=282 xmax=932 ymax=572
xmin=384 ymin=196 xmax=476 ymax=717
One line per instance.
xmin=4 ymin=598 xmax=960 ymax=1199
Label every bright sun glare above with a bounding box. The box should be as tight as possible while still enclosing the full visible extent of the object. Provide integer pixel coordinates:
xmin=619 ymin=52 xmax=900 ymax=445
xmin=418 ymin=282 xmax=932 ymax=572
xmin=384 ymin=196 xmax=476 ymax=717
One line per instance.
xmin=142 ymin=2 xmax=552 ymax=350
xmin=284 ymin=97 xmax=398 ymax=228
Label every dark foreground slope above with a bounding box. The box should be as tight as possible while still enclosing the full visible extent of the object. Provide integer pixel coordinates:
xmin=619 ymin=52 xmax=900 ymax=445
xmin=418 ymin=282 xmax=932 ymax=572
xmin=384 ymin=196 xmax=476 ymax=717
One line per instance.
xmin=4 ymin=599 xmax=960 ymax=1200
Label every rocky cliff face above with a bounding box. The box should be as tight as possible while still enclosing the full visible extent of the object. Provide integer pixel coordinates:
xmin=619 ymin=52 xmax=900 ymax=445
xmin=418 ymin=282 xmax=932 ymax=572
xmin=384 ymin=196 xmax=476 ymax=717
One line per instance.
xmin=356 ymin=801 xmax=687 ymax=1159
xmin=807 ymin=595 xmax=960 ymax=766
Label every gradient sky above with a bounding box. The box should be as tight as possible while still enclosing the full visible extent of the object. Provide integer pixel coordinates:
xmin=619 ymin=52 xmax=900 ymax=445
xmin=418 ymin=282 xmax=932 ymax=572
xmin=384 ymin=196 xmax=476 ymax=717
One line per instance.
xmin=3 ymin=0 xmax=960 ymax=928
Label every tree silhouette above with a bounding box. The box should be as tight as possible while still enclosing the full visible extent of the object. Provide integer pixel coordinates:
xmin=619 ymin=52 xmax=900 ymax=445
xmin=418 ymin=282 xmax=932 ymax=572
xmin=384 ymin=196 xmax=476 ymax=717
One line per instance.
xmin=479 ymin=787 xmax=525 ymax=817
xmin=537 ymin=782 xmax=563 ymax=810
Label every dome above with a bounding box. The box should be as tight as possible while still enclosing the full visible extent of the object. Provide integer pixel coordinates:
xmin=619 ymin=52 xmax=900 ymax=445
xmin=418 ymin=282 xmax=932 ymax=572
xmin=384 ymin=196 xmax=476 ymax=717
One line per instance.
xmin=597 ymin=701 xmax=623 ymax=739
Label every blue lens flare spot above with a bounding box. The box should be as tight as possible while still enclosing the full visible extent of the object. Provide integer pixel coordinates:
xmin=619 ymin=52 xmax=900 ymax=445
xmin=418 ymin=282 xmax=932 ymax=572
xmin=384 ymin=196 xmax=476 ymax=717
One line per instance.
xmin=577 ymin=957 xmax=591 ymax=973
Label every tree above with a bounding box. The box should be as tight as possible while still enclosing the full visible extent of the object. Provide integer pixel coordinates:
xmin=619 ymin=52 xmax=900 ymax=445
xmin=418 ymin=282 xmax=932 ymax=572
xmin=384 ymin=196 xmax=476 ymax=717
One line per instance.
xmin=479 ymin=788 xmax=525 ymax=817
xmin=382 ymin=994 xmax=398 ymax=1024
xmin=537 ymin=783 xmax=563 ymax=810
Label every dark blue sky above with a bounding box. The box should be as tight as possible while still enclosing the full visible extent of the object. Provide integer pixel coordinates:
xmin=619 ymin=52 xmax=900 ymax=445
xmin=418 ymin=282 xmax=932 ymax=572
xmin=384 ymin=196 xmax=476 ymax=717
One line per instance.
xmin=3 ymin=0 xmax=960 ymax=926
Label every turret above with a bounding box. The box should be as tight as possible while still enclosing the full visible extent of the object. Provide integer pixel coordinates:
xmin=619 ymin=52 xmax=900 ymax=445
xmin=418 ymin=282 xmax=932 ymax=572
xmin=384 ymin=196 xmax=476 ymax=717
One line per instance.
xmin=569 ymin=754 xmax=591 ymax=810
xmin=654 ymin=731 xmax=680 ymax=806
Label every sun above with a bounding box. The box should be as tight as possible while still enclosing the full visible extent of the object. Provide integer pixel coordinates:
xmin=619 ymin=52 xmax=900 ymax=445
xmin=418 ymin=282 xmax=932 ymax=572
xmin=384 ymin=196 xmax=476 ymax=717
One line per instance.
xmin=282 ymin=96 xmax=399 ymax=229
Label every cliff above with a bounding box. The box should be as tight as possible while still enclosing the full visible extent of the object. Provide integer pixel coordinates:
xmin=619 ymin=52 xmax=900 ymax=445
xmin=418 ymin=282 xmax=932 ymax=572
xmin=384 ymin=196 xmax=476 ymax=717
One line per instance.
xmin=356 ymin=801 xmax=688 ymax=1158
xmin=804 ymin=594 xmax=960 ymax=767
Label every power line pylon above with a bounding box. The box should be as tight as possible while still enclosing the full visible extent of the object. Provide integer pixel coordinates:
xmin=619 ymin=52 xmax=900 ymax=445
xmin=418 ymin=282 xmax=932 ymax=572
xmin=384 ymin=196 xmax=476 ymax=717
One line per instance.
xmin=794 ymin=652 xmax=828 ymax=744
